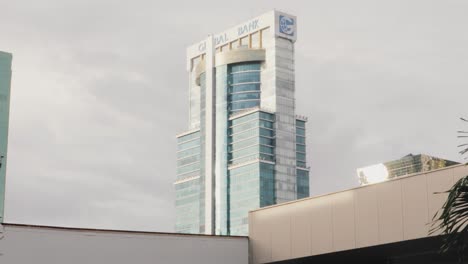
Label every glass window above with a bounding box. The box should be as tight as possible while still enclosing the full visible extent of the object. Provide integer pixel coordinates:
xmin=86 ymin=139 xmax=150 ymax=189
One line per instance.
xmin=297 ymin=152 xmax=306 ymax=162
xmin=260 ymin=128 xmax=274 ymax=137
xmin=177 ymin=138 xmax=200 ymax=151
xmin=297 ymin=161 xmax=307 ymax=168
xmin=230 ymin=83 xmax=260 ymax=93
xmin=260 ymin=112 xmax=274 ymax=121
xmin=296 ymin=135 xmax=305 ymax=144
xmin=230 ymin=145 xmax=258 ymax=160
xmin=177 ymin=132 xmax=200 ymax=143
xmin=259 ymin=120 xmax=273 ymax=129
xmin=259 ymin=153 xmax=274 ymax=162
xmin=296 ymin=127 xmax=305 ymax=136
xmin=296 ymin=120 xmax=306 ymax=128
xmin=229 ymin=92 xmax=260 ymax=101
xmin=230 ymin=72 xmax=260 ymax=84
xmin=177 ymin=155 xmax=199 ymax=167
xmin=229 ymin=137 xmax=258 ymax=152
xmin=230 ymin=112 xmax=258 ymax=126
xmin=229 ymin=120 xmax=257 ymax=135
xmin=230 ymin=129 xmax=259 ymax=142
xmin=177 ymin=162 xmax=200 ymax=175
xmin=260 ymin=137 xmax=274 ymax=146
xmin=296 ymin=144 xmax=306 ymax=153
xmin=230 ymin=63 xmax=261 ymax=73
xmin=230 ymin=100 xmax=260 ymax=111
xmin=260 ymin=145 xmax=274 ymax=155
xmin=177 ymin=146 xmax=200 ymax=159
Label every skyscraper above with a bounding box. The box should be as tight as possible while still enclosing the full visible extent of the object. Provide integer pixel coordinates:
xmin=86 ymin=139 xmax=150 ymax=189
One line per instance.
xmin=357 ymin=153 xmax=459 ymax=185
xmin=175 ymin=11 xmax=309 ymax=236
xmin=0 ymin=51 xmax=12 ymax=223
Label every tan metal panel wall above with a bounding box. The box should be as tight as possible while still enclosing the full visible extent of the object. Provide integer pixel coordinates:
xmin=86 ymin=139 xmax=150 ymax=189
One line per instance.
xmin=354 ymin=187 xmax=379 ymax=248
xmin=401 ymin=175 xmax=429 ymax=240
xmin=375 ymin=179 xmax=404 ymax=244
xmin=331 ymin=192 xmax=355 ymax=251
xmin=249 ymin=164 xmax=468 ymax=264
xmin=308 ymin=196 xmax=333 ymax=255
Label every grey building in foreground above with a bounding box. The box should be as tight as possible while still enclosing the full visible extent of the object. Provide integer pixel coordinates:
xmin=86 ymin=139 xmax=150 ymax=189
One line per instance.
xmin=0 ymin=51 xmax=12 ymax=223
xmin=0 ymin=224 xmax=248 ymax=264
xmin=357 ymin=153 xmax=459 ymax=185
xmin=175 ymin=11 xmax=310 ymax=236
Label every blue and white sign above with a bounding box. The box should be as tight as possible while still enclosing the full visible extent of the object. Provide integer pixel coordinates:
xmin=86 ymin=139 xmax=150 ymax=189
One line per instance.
xmin=279 ymin=15 xmax=294 ymax=36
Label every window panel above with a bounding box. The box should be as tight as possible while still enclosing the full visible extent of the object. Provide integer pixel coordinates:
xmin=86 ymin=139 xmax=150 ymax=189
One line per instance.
xmin=230 ymin=72 xmax=260 ymax=84
xmin=296 ymin=120 xmax=306 ymax=128
xmin=229 ymin=92 xmax=260 ymax=101
xmin=230 ymin=63 xmax=261 ymax=73
xmin=297 ymin=152 xmax=306 ymax=162
xmin=296 ymin=127 xmax=305 ymax=136
xmin=229 ymin=100 xmax=260 ymax=111
xmin=296 ymin=135 xmax=305 ymax=144
xmin=296 ymin=144 xmax=306 ymax=153
xmin=177 ymin=138 xmax=200 ymax=151
xmin=230 ymin=83 xmax=260 ymax=93
xmin=260 ymin=137 xmax=274 ymax=146
xmin=177 ymin=146 xmax=200 ymax=159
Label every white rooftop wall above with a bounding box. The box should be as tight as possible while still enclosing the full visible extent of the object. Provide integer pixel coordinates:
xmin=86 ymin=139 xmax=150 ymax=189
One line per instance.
xmin=249 ymin=164 xmax=468 ymax=264
xmin=0 ymin=225 xmax=248 ymax=264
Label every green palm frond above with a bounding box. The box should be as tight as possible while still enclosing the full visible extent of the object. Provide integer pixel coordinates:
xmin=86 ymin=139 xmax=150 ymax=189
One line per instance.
xmin=430 ymin=175 xmax=468 ymax=254
xmin=430 ymin=117 xmax=468 ymax=260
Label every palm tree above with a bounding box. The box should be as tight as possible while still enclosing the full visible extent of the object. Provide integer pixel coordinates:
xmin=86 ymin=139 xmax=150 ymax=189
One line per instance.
xmin=431 ymin=117 xmax=468 ymax=260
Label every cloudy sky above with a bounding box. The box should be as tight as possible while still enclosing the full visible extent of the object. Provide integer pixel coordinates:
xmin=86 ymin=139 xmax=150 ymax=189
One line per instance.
xmin=1 ymin=0 xmax=467 ymax=232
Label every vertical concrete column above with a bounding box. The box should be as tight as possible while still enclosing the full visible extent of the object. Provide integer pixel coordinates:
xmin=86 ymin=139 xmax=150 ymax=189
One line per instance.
xmin=204 ymin=36 xmax=216 ymax=234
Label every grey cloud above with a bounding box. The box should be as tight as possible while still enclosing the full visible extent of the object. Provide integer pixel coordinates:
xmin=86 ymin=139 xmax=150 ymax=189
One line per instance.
xmin=1 ymin=0 xmax=467 ymax=232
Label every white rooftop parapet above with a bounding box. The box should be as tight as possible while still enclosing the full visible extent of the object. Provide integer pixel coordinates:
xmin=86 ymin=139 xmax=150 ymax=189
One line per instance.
xmin=249 ymin=164 xmax=468 ymax=264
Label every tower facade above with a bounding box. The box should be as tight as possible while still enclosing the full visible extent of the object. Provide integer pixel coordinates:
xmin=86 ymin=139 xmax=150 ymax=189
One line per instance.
xmin=175 ymin=11 xmax=309 ymax=235
xmin=0 ymin=51 xmax=12 ymax=223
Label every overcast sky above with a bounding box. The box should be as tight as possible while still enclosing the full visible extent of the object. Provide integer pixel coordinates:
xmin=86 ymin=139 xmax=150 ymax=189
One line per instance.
xmin=0 ymin=0 xmax=467 ymax=232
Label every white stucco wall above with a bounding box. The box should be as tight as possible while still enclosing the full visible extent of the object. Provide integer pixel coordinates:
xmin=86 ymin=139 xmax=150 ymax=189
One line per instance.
xmin=0 ymin=224 xmax=248 ymax=264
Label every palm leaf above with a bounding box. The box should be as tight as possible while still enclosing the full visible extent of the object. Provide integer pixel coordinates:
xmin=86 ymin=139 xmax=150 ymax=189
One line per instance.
xmin=430 ymin=117 xmax=468 ymax=261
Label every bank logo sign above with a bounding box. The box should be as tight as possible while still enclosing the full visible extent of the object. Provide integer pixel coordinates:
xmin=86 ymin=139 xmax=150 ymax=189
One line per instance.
xmin=279 ymin=15 xmax=294 ymax=36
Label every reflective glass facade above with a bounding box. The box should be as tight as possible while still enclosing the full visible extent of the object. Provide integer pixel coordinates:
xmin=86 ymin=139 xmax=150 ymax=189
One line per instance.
xmin=228 ymin=63 xmax=261 ymax=113
xmin=176 ymin=11 xmax=309 ymax=236
xmin=175 ymin=131 xmax=201 ymax=233
xmin=357 ymin=154 xmax=459 ymax=185
xmin=228 ymin=111 xmax=276 ymax=235
xmin=296 ymin=119 xmax=309 ymax=199
xmin=0 ymin=52 xmax=11 ymax=223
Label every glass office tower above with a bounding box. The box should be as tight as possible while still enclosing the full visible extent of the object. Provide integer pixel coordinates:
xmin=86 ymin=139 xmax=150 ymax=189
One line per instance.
xmin=175 ymin=11 xmax=309 ymax=235
xmin=0 ymin=51 xmax=12 ymax=223
xmin=357 ymin=153 xmax=459 ymax=185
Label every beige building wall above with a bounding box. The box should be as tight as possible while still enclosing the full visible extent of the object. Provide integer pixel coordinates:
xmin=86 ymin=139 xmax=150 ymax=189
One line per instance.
xmin=249 ymin=164 xmax=468 ymax=264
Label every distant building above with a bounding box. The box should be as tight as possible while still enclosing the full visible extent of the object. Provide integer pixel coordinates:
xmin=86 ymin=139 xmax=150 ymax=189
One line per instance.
xmin=357 ymin=153 xmax=459 ymax=185
xmin=0 ymin=51 xmax=12 ymax=223
xmin=175 ymin=11 xmax=309 ymax=236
